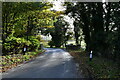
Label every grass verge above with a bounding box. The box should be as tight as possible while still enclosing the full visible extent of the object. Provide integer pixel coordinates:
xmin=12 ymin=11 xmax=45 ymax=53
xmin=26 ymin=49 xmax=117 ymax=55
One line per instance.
xmin=0 ymin=50 xmax=45 ymax=73
xmin=68 ymin=49 xmax=120 ymax=78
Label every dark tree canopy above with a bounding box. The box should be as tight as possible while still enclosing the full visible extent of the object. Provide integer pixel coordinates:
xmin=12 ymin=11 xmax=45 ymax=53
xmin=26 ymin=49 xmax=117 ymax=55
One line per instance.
xmin=65 ymin=2 xmax=120 ymax=61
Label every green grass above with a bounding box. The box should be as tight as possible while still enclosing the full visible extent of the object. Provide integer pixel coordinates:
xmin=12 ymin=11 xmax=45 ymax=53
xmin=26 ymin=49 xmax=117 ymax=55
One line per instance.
xmin=69 ymin=50 xmax=120 ymax=78
xmin=87 ymin=57 xmax=119 ymax=78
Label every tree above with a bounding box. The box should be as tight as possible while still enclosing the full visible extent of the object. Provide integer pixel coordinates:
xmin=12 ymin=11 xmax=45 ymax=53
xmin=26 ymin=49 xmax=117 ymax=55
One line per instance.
xmin=65 ymin=2 xmax=120 ymax=61
xmin=2 ymin=2 xmax=54 ymax=39
xmin=48 ymin=16 xmax=69 ymax=48
xmin=2 ymin=2 xmax=60 ymax=55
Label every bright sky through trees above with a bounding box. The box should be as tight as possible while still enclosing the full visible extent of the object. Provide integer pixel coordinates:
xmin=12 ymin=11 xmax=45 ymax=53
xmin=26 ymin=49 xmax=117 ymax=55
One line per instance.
xmin=51 ymin=0 xmax=74 ymax=32
xmin=51 ymin=0 xmax=65 ymax=11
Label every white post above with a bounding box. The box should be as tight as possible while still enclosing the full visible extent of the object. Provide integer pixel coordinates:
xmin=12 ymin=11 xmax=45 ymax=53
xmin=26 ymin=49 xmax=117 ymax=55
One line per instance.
xmin=24 ymin=47 xmax=26 ymax=52
xmin=89 ymin=51 xmax=93 ymax=61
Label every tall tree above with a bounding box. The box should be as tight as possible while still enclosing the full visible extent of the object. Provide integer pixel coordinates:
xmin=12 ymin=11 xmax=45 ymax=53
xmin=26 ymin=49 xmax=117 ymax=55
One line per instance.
xmin=49 ymin=16 xmax=69 ymax=48
xmin=65 ymin=2 xmax=120 ymax=61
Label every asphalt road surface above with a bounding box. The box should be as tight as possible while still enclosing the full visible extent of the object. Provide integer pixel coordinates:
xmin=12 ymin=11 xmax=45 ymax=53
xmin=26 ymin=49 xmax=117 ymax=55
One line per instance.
xmin=2 ymin=48 xmax=82 ymax=78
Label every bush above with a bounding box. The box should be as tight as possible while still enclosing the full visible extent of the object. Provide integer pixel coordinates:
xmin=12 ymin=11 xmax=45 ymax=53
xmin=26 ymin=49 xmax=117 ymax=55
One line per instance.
xmin=28 ymin=36 xmax=40 ymax=51
xmin=3 ymin=36 xmax=31 ymax=55
xmin=48 ymin=41 xmax=54 ymax=48
xmin=2 ymin=35 xmax=41 ymax=55
xmin=36 ymin=35 xmax=41 ymax=41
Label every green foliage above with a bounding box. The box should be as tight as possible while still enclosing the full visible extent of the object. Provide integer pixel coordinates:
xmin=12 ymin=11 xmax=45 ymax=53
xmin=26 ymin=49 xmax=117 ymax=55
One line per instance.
xmin=23 ymin=55 xmax=31 ymax=60
xmin=2 ymin=62 xmax=7 ymax=66
xmin=28 ymin=36 xmax=40 ymax=51
xmin=2 ymin=2 xmax=59 ymax=39
xmin=2 ymin=2 xmax=59 ymax=55
xmin=26 ymin=52 xmax=37 ymax=55
xmin=87 ymin=57 xmax=119 ymax=78
xmin=1 ymin=50 xmax=45 ymax=72
xmin=48 ymin=41 xmax=55 ymax=48
xmin=69 ymin=50 xmax=120 ymax=78
xmin=3 ymin=36 xmax=31 ymax=55
xmin=49 ymin=16 xmax=70 ymax=48
xmin=2 ymin=35 xmax=42 ymax=55
xmin=65 ymin=2 xmax=120 ymax=61
xmin=36 ymin=35 xmax=41 ymax=41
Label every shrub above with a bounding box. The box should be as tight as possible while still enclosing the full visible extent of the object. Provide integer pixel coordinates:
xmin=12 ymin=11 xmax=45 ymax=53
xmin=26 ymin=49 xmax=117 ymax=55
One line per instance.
xmin=3 ymin=36 xmax=31 ymax=55
xmin=48 ymin=41 xmax=54 ymax=48
xmin=28 ymin=36 xmax=40 ymax=51
xmin=36 ymin=35 xmax=41 ymax=41
xmin=23 ymin=55 xmax=31 ymax=60
xmin=2 ymin=35 xmax=41 ymax=55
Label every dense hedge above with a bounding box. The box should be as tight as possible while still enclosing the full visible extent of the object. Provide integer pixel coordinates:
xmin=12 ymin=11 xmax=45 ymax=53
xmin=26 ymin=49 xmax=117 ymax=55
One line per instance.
xmin=28 ymin=36 xmax=40 ymax=51
xmin=2 ymin=35 xmax=41 ymax=55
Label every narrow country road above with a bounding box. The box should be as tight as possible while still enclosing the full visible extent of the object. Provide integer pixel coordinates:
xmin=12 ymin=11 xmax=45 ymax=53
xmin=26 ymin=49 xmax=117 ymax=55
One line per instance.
xmin=2 ymin=48 xmax=82 ymax=78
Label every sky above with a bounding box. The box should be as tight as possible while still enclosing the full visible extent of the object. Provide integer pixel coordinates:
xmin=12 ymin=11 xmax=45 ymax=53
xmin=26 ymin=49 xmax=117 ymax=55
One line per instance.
xmin=51 ymin=0 xmax=66 ymax=11
xmin=51 ymin=0 xmax=74 ymax=31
